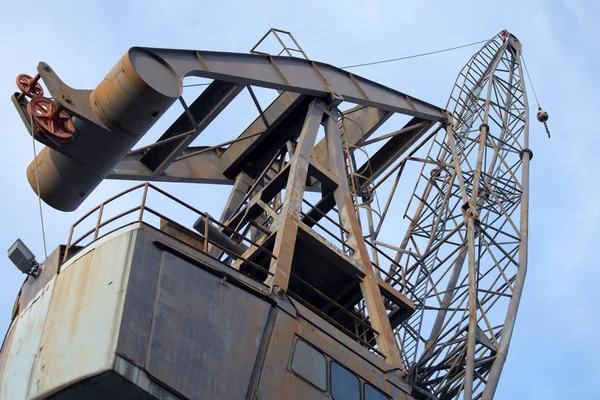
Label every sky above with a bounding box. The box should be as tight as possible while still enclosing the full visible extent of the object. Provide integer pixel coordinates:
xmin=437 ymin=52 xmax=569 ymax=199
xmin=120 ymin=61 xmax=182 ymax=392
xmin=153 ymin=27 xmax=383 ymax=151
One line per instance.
xmin=0 ymin=0 xmax=598 ymax=398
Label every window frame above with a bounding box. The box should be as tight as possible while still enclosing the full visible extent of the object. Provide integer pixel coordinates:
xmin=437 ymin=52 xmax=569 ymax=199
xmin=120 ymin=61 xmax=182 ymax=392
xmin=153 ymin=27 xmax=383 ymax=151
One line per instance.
xmin=288 ymin=336 xmax=393 ymax=400
xmin=363 ymin=381 xmax=391 ymax=400
xmin=289 ymin=338 xmax=328 ymax=392
xmin=330 ymin=359 xmax=361 ymax=400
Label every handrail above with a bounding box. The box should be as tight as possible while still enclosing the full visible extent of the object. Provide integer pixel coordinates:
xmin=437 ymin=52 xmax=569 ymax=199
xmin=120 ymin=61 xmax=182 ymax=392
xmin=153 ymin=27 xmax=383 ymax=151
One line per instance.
xmin=62 ymin=183 xmax=277 ymax=280
xmin=62 ymin=182 xmax=392 ymax=357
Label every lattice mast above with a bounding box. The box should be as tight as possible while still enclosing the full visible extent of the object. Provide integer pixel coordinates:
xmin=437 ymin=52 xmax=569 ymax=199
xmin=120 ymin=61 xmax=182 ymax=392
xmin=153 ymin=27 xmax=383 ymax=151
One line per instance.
xmin=377 ymin=31 xmax=531 ymax=399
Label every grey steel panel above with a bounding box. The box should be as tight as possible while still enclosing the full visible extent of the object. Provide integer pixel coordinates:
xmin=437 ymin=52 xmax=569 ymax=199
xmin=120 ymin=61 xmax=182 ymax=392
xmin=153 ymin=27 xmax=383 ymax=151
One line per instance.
xmin=146 ymin=251 xmax=270 ymax=400
xmin=136 ymin=48 xmax=447 ymax=123
xmin=116 ymin=230 xmax=163 ymax=367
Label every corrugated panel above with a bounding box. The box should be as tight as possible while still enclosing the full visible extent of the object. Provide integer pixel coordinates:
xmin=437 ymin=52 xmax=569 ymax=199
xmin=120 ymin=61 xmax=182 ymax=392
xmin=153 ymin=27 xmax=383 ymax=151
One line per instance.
xmin=28 ymin=230 xmax=137 ymax=399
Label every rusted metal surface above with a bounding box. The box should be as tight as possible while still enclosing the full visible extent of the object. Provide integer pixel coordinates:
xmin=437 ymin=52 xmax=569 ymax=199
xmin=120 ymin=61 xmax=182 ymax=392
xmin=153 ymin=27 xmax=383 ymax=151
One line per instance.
xmin=27 ymin=97 xmax=75 ymax=140
xmin=19 ymin=245 xmax=62 ymax=311
xmin=256 ymin=301 xmax=412 ymax=400
xmin=221 ymin=93 xmax=311 ymax=179
xmin=16 ymin=73 xmax=43 ymax=99
xmin=323 ymin=114 xmax=404 ymax=369
xmin=2 ymin=221 xmax=416 ymax=399
xmin=21 ymin=49 xmax=180 ymax=211
xmin=47 ymin=370 xmax=163 ymax=399
xmin=61 ymin=183 xmax=278 ymax=270
xmin=113 ymin=356 xmax=182 ymax=400
xmin=0 ymin=319 xmax=17 ymax=397
xmin=267 ymin=100 xmax=323 ymax=289
xmin=135 ymin=47 xmax=446 ymax=122
xmin=1 ymin=279 xmax=54 ymax=400
xmin=145 ymin=252 xmax=270 ymax=399
xmin=7 ymin=29 xmax=534 ymax=399
xmin=28 ymin=230 xmax=136 ymax=399
xmin=13 ymin=42 xmax=445 ymax=212
xmin=160 ymin=218 xmax=206 ymax=250
xmin=114 ymin=229 xmax=163 ymax=367
xmin=312 ymin=105 xmax=390 ymax=170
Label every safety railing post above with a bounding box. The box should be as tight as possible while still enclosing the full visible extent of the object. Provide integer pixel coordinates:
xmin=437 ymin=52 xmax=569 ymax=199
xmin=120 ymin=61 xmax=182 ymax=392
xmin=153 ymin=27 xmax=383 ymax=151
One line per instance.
xmin=94 ymin=203 xmax=104 ymax=240
xmin=203 ymin=214 xmax=209 ymax=252
xmin=139 ymin=183 xmax=149 ymax=222
xmin=63 ymin=225 xmax=75 ymax=263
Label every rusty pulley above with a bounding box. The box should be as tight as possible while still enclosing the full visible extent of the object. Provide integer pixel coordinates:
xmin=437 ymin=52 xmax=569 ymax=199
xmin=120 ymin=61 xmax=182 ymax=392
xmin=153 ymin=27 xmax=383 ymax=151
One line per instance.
xmin=16 ymin=74 xmax=44 ymax=100
xmin=536 ymin=107 xmax=550 ymax=138
xmin=27 ymin=97 xmax=75 ymax=140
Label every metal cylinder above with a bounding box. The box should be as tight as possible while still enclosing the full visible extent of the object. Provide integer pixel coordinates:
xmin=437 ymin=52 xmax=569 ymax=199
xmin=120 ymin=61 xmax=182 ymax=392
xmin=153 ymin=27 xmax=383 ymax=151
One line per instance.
xmin=193 ymin=216 xmax=248 ymax=257
xmin=27 ymin=48 xmax=181 ymax=211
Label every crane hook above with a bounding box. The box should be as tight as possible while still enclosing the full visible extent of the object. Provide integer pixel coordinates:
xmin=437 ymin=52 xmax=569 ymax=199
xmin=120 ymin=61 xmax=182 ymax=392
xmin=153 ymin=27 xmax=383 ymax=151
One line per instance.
xmin=536 ymin=107 xmax=550 ymax=138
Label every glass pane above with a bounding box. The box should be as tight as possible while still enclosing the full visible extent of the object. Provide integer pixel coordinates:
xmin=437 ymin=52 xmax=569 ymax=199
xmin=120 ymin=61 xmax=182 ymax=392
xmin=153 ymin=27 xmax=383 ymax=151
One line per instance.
xmin=365 ymin=383 xmax=390 ymax=400
xmin=290 ymin=339 xmax=327 ymax=391
xmin=331 ymin=361 xmax=360 ymax=400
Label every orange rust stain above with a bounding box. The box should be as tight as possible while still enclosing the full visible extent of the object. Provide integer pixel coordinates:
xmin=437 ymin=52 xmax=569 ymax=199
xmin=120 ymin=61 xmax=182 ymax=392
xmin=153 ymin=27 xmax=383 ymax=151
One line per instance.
xmin=0 ymin=322 xmax=16 ymax=378
xmin=68 ymin=251 xmax=95 ymax=340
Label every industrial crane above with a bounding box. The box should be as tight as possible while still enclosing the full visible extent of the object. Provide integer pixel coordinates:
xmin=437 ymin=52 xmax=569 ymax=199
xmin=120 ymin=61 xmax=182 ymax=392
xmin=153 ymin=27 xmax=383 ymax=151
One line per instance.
xmin=1 ymin=29 xmax=544 ymax=399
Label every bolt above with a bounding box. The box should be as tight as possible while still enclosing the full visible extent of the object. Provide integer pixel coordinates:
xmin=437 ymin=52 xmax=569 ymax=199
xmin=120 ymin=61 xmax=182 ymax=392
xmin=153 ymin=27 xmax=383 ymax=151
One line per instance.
xmin=62 ymin=94 xmax=72 ymax=104
xmin=43 ymin=65 xmax=51 ymax=72
xmin=273 ymin=285 xmax=285 ymax=298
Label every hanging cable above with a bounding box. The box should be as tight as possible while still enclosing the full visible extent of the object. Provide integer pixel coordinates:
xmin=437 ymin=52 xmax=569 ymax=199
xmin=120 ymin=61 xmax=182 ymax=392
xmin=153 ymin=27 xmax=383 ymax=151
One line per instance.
xmin=521 ymin=54 xmax=540 ymax=107
xmin=183 ymin=82 xmax=211 ymax=88
xmin=29 ymin=107 xmax=49 ymax=260
xmin=182 ymin=38 xmax=490 ymax=88
xmin=521 ymin=54 xmax=551 ymax=138
xmin=341 ymin=39 xmax=490 ymax=69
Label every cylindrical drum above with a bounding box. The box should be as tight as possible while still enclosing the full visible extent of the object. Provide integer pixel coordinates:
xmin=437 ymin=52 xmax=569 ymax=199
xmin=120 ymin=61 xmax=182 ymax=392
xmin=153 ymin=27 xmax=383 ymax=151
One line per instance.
xmin=27 ymin=48 xmax=182 ymax=211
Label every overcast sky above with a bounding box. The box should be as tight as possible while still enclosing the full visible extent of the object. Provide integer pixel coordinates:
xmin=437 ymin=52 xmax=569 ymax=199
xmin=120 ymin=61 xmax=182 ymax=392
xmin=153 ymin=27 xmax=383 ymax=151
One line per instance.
xmin=0 ymin=0 xmax=598 ymax=398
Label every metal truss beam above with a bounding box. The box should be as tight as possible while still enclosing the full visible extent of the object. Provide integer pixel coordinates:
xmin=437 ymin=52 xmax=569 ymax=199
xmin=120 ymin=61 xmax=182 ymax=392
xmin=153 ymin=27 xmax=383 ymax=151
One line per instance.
xmin=136 ymin=47 xmax=448 ymax=123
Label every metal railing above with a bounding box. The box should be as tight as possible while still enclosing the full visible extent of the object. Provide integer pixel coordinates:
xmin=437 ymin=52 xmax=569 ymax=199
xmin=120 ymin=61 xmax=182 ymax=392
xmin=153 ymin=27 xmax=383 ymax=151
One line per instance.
xmin=287 ymin=273 xmax=383 ymax=357
xmin=62 ymin=183 xmax=277 ymax=279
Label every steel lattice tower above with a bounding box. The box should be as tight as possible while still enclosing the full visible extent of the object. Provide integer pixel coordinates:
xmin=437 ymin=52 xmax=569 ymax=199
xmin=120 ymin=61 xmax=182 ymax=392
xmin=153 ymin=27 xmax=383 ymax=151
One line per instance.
xmin=367 ymin=31 xmax=531 ymax=399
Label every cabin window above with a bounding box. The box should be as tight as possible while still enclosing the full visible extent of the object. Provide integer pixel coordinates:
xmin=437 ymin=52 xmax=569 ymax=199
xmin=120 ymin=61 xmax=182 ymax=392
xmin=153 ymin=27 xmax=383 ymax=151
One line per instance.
xmin=330 ymin=361 xmax=360 ymax=400
xmin=290 ymin=339 xmax=327 ymax=391
xmin=364 ymin=383 xmax=390 ymax=400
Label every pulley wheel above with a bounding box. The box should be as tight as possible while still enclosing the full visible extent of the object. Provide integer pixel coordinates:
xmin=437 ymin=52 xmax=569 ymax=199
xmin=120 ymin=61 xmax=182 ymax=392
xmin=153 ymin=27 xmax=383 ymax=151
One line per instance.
xmin=16 ymin=74 xmax=44 ymax=98
xmin=27 ymin=97 xmax=75 ymax=140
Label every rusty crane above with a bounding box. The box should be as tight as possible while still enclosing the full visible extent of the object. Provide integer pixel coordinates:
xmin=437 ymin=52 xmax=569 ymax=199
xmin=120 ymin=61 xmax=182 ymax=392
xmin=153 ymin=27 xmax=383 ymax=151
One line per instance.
xmin=1 ymin=29 xmax=539 ymax=399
